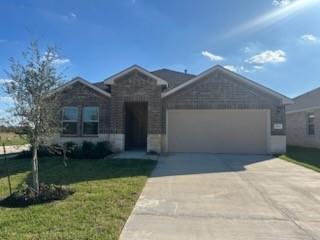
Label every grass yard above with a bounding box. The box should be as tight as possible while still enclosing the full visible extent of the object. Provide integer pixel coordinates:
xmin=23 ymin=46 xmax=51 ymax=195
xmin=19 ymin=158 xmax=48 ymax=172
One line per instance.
xmin=0 ymin=132 xmax=27 ymax=146
xmin=0 ymin=156 xmax=156 ymax=240
xmin=279 ymin=146 xmax=320 ymax=172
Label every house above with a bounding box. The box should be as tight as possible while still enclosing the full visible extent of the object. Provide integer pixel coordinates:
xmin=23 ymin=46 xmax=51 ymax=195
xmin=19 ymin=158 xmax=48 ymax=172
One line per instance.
xmin=286 ymin=87 xmax=320 ymax=148
xmin=50 ymin=65 xmax=293 ymax=154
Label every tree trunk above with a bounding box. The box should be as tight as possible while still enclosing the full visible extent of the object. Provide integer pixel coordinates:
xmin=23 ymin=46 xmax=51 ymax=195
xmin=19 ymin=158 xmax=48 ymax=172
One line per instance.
xmin=32 ymin=146 xmax=39 ymax=192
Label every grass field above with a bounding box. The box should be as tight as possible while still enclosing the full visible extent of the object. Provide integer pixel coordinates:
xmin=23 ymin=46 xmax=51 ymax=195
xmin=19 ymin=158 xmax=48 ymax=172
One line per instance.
xmin=280 ymin=146 xmax=320 ymax=172
xmin=0 ymin=156 xmax=156 ymax=240
xmin=0 ymin=132 xmax=27 ymax=146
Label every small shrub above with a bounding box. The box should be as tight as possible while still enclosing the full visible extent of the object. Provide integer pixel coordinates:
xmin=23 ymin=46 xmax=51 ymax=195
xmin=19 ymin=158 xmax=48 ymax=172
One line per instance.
xmin=0 ymin=183 xmax=75 ymax=208
xmin=64 ymin=141 xmax=77 ymax=150
xmin=82 ymin=141 xmax=95 ymax=158
xmin=17 ymin=145 xmax=53 ymax=158
xmin=94 ymin=141 xmax=112 ymax=158
xmin=67 ymin=145 xmax=83 ymax=159
xmin=147 ymin=150 xmax=159 ymax=155
xmin=17 ymin=141 xmax=113 ymax=160
xmin=38 ymin=145 xmax=54 ymax=156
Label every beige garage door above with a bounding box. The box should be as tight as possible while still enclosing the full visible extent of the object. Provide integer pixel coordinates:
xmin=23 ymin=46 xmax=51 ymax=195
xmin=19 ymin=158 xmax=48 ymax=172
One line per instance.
xmin=167 ymin=110 xmax=269 ymax=154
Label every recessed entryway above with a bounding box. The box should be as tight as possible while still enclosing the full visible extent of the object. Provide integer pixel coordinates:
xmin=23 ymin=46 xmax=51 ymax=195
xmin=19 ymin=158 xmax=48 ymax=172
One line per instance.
xmin=125 ymin=102 xmax=148 ymax=150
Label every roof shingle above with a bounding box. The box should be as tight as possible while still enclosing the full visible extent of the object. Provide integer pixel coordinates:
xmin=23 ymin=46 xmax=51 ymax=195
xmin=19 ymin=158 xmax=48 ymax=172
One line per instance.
xmin=151 ymin=68 xmax=195 ymax=90
xmin=287 ymin=87 xmax=320 ymax=112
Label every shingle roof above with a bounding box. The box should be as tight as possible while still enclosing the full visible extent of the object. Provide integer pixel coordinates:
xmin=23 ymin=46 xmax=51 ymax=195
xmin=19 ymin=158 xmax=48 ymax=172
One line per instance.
xmin=151 ymin=69 xmax=196 ymax=90
xmin=286 ymin=87 xmax=320 ymax=112
xmin=92 ymin=66 xmax=291 ymax=105
xmin=93 ymin=81 xmax=109 ymax=92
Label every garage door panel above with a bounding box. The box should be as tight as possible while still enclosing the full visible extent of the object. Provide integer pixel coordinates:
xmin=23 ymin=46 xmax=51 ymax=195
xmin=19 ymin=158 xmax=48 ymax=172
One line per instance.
xmin=167 ymin=110 xmax=268 ymax=154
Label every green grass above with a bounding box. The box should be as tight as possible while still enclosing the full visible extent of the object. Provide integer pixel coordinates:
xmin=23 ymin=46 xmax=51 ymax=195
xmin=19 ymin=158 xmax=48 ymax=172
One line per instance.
xmin=279 ymin=146 xmax=320 ymax=172
xmin=0 ymin=132 xmax=28 ymax=146
xmin=0 ymin=156 xmax=157 ymax=240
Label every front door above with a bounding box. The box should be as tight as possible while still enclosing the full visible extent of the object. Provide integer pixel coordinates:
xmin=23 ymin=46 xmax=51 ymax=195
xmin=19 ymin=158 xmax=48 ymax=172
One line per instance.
xmin=125 ymin=102 xmax=148 ymax=150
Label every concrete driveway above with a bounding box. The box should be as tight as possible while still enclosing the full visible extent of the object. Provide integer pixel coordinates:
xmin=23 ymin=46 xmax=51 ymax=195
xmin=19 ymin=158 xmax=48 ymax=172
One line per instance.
xmin=120 ymin=154 xmax=320 ymax=240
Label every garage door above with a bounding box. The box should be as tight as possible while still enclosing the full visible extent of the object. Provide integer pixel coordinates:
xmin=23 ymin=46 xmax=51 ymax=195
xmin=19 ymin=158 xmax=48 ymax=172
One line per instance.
xmin=167 ymin=110 xmax=269 ymax=154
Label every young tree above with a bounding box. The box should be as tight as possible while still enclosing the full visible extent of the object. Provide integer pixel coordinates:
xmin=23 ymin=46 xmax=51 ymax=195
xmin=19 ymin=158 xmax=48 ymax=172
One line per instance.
xmin=4 ymin=42 xmax=63 ymax=192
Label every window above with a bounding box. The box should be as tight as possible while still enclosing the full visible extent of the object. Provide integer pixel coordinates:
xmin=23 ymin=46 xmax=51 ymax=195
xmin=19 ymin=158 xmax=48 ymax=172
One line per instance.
xmin=82 ymin=107 xmax=99 ymax=135
xmin=62 ymin=107 xmax=79 ymax=135
xmin=307 ymin=113 xmax=315 ymax=136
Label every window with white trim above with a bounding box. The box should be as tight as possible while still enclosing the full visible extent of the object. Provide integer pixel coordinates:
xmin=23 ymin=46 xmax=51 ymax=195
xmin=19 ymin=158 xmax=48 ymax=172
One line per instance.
xmin=307 ymin=113 xmax=315 ymax=136
xmin=82 ymin=106 xmax=99 ymax=135
xmin=62 ymin=107 xmax=79 ymax=135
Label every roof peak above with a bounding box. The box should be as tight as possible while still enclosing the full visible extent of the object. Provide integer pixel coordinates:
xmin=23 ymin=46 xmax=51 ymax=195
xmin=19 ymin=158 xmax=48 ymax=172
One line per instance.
xmin=104 ymin=64 xmax=168 ymax=86
xmin=293 ymin=86 xmax=320 ymax=100
xmin=152 ymin=68 xmax=196 ymax=77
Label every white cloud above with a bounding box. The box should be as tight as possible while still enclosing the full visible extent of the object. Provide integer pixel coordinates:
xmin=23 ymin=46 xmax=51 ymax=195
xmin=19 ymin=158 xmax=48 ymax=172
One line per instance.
xmin=69 ymin=12 xmax=77 ymax=19
xmin=301 ymin=34 xmax=319 ymax=43
xmin=53 ymin=58 xmax=71 ymax=65
xmin=243 ymin=46 xmax=253 ymax=54
xmin=0 ymin=79 xmax=12 ymax=84
xmin=223 ymin=65 xmax=254 ymax=73
xmin=254 ymin=65 xmax=264 ymax=70
xmin=272 ymin=0 xmax=292 ymax=7
xmin=43 ymin=52 xmax=71 ymax=65
xmin=201 ymin=50 xmax=224 ymax=61
xmin=246 ymin=50 xmax=286 ymax=64
xmin=224 ymin=65 xmax=239 ymax=72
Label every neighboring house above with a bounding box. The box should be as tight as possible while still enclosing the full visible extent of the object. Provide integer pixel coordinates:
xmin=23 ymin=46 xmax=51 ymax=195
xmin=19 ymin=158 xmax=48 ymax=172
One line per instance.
xmin=50 ymin=65 xmax=292 ymax=154
xmin=286 ymin=87 xmax=320 ymax=148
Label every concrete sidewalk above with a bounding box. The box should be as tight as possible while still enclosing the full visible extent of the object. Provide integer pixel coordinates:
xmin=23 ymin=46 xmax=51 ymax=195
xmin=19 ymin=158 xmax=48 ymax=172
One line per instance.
xmin=0 ymin=144 xmax=30 ymax=155
xmin=112 ymin=151 xmax=159 ymax=161
xmin=120 ymin=153 xmax=320 ymax=240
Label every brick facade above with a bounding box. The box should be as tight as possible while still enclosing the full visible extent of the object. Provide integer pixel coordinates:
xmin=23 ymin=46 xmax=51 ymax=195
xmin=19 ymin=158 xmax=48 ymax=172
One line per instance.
xmin=54 ymin=66 xmax=288 ymax=153
xmin=110 ymin=70 xmax=162 ymax=134
xmin=162 ymin=69 xmax=285 ymax=135
xmin=58 ymin=82 xmax=111 ymax=136
xmin=287 ymin=109 xmax=320 ymax=148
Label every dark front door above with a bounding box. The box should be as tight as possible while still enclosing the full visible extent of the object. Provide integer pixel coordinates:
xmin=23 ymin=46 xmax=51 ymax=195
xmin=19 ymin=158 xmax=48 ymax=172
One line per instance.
xmin=125 ymin=102 xmax=148 ymax=150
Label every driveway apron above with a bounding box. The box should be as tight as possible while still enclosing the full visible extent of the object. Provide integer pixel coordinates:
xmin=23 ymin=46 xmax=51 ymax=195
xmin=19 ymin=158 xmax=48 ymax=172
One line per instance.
xmin=120 ymin=153 xmax=320 ymax=240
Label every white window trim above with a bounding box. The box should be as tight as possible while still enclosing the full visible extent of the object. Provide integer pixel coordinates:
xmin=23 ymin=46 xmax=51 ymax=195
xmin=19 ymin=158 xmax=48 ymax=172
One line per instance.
xmin=82 ymin=106 xmax=99 ymax=136
xmin=62 ymin=106 xmax=79 ymax=136
xmin=306 ymin=112 xmax=315 ymax=136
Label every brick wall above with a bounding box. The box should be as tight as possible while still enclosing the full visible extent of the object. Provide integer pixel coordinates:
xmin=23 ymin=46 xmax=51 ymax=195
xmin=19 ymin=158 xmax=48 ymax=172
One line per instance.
xmin=58 ymin=82 xmax=111 ymax=136
xmin=162 ymin=69 xmax=286 ymax=135
xmin=287 ymin=109 xmax=320 ymax=148
xmin=110 ymin=69 xmax=162 ymax=134
xmin=57 ymin=68 xmax=286 ymax=141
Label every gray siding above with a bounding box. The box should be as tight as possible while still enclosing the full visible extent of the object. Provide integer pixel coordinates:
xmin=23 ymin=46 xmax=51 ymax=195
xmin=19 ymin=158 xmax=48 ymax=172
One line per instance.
xmin=287 ymin=87 xmax=320 ymax=112
xmin=287 ymin=109 xmax=320 ymax=148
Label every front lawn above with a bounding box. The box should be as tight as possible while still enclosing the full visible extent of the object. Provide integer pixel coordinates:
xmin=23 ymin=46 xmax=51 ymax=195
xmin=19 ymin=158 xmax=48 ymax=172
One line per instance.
xmin=0 ymin=156 xmax=156 ymax=240
xmin=279 ymin=146 xmax=320 ymax=172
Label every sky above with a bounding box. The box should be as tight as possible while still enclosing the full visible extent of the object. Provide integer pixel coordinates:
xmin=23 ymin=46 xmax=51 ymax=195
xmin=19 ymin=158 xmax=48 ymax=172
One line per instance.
xmin=1 ymin=0 xmax=320 ymax=118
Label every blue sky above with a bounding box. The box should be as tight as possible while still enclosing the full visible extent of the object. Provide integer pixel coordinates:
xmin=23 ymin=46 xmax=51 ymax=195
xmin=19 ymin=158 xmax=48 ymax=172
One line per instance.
xmin=1 ymin=0 xmax=320 ymax=117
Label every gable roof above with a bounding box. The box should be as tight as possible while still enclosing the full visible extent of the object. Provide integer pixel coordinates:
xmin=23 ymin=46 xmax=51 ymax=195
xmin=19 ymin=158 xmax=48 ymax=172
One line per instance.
xmin=50 ymin=77 xmax=111 ymax=97
xmin=151 ymin=69 xmax=195 ymax=90
xmin=286 ymin=87 xmax=320 ymax=113
xmin=104 ymin=65 xmax=168 ymax=86
xmin=162 ymin=65 xmax=293 ymax=105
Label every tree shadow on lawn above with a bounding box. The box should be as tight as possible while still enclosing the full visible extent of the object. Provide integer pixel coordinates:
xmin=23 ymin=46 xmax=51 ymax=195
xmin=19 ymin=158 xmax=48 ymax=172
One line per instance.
xmin=0 ymin=156 xmax=157 ymax=199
